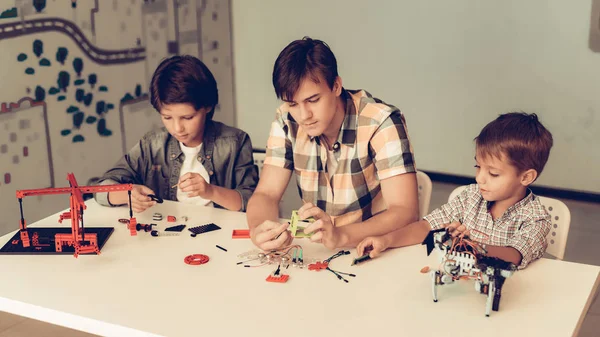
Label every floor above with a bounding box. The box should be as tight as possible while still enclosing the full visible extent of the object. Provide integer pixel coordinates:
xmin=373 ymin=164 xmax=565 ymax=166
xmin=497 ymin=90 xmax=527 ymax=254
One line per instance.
xmin=0 ymin=181 xmax=598 ymax=336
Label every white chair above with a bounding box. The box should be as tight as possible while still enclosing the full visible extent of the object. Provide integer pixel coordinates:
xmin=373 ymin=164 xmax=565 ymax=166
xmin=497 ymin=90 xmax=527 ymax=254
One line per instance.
xmin=253 ymin=151 xmax=266 ymax=177
xmin=448 ymin=185 xmax=571 ymax=260
xmin=448 ymin=185 xmax=468 ymax=203
xmin=416 ymin=171 xmax=432 ymax=218
xmin=538 ymin=196 xmax=570 ymax=260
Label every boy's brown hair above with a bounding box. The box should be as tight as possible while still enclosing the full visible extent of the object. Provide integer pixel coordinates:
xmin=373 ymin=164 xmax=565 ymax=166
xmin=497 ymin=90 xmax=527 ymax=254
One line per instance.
xmin=475 ymin=112 xmax=553 ymax=177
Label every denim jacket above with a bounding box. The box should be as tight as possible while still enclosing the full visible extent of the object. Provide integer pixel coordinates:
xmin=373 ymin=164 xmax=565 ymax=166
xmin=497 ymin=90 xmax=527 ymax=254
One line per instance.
xmin=94 ymin=121 xmax=258 ymax=211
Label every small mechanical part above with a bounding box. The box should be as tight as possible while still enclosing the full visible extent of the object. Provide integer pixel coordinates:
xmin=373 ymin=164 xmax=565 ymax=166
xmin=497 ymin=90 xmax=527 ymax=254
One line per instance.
xmin=351 ymin=254 xmax=371 ymax=266
xmin=147 ymin=194 xmax=163 ymax=203
xmin=184 ymin=254 xmax=209 ymax=265
xmin=165 ymin=224 xmax=186 ymax=232
xmin=232 ymin=229 xmax=250 ymax=239
xmin=136 ymin=223 xmax=155 ymax=232
xmin=420 ymin=266 xmax=430 ymax=273
xmin=266 ymin=274 xmax=289 ymax=283
xmin=181 ymin=216 xmax=189 ymax=222
xmin=150 ymin=230 xmax=179 ymax=237
xmin=152 ymin=213 xmax=163 ymax=221
xmin=190 ymin=233 xmax=197 ymax=237
xmin=216 ymin=245 xmax=227 ymax=252
xmin=188 ymin=223 xmax=221 ymax=235
xmin=118 ymin=218 xmax=130 ymax=224
xmin=308 ymin=261 xmax=329 ymax=271
xmin=167 ymin=215 xmax=176 ymax=222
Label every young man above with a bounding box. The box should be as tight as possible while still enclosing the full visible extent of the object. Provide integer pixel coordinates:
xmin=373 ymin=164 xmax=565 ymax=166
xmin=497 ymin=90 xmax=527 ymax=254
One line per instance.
xmin=95 ymin=55 xmax=258 ymax=213
xmin=247 ymin=37 xmax=419 ymax=251
xmin=357 ymin=112 xmax=554 ymax=269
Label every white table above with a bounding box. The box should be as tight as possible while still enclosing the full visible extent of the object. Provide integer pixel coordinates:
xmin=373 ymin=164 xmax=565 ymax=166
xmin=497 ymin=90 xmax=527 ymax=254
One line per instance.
xmin=0 ymin=200 xmax=598 ymax=337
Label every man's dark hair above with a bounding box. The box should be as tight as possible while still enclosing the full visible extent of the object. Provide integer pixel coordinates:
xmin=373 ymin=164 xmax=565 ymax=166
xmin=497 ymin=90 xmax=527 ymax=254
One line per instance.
xmin=475 ymin=112 xmax=553 ymax=177
xmin=272 ymin=37 xmax=338 ymax=101
xmin=150 ymin=55 xmax=218 ymax=120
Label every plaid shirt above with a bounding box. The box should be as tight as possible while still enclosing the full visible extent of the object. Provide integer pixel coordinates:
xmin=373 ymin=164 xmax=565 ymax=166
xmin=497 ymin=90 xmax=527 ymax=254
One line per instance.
xmin=264 ymin=89 xmax=416 ymax=227
xmin=424 ymin=184 xmax=551 ymax=269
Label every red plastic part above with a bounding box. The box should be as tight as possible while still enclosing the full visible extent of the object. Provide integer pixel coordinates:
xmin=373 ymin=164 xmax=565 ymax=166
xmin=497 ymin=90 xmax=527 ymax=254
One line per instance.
xmin=184 ymin=254 xmax=210 ymax=265
xmin=232 ymin=229 xmax=250 ymax=239
xmin=266 ymin=274 xmax=289 ymax=283
xmin=167 ymin=216 xmax=176 ymax=222
xmin=308 ymin=261 xmax=329 ymax=271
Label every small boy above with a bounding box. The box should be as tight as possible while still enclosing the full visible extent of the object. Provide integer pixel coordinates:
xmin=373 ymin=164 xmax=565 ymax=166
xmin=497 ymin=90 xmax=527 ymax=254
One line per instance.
xmin=95 ymin=55 xmax=258 ymax=213
xmin=357 ymin=112 xmax=553 ymax=269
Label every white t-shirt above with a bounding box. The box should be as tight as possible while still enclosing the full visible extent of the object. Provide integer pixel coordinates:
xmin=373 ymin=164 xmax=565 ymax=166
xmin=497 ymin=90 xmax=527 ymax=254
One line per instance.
xmin=176 ymin=142 xmax=213 ymax=206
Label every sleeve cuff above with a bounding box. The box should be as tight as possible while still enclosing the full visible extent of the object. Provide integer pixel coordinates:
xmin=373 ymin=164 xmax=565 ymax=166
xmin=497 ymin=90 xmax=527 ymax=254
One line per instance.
xmin=94 ymin=179 xmax=120 ymax=207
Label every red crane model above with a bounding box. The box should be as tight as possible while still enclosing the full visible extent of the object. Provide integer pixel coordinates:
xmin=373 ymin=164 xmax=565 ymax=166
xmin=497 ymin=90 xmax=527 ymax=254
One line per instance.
xmin=16 ymin=173 xmax=138 ymax=258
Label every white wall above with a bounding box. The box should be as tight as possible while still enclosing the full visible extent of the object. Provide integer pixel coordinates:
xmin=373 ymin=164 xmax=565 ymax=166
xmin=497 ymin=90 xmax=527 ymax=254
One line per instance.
xmin=232 ymin=0 xmax=600 ymax=194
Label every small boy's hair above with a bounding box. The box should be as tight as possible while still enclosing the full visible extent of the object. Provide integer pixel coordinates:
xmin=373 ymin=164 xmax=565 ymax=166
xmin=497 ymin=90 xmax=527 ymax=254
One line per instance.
xmin=150 ymin=55 xmax=218 ymax=120
xmin=272 ymin=37 xmax=338 ymax=101
xmin=475 ymin=112 xmax=553 ymax=176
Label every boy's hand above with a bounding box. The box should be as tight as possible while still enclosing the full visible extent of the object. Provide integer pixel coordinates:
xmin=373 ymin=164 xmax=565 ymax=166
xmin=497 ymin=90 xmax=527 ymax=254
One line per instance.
xmin=445 ymin=221 xmax=470 ymax=238
xmin=300 ymin=202 xmax=341 ymax=250
xmin=178 ymin=172 xmax=213 ymax=199
xmin=130 ymin=185 xmax=156 ymax=213
xmin=250 ymin=220 xmax=293 ymax=251
xmin=357 ymin=235 xmax=390 ymax=258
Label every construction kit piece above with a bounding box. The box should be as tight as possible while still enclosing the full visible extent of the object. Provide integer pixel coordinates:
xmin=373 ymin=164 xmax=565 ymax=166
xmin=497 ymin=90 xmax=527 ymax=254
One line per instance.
xmin=188 ymin=223 xmax=221 ymax=235
xmin=0 ymin=173 xmax=136 ymax=258
xmin=152 ymin=213 xmax=163 ymax=221
xmin=351 ymin=253 xmax=372 ymax=266
xmin=165 ymin=224 xmax=186 ymax=232
xmin=289 ymin=210 xmax=314 ymax=238
xmin=167 ymin=215 xmax=176 ymax=222
xmin=184 ymin=254 xmax=209 ymax=265
xmin=151 ymin=230 xmax=179 ymax=237
xmin=232 ymin=229 xmax=250 ymax=239
xmin=136 ymin=223 xmax=156 ymax=232
xmin=421 ymin=228 xmax=516 ymax=317
xmin=147 ymin=194 xmax=163 ymax=203
xmin=308 ymin=250 xmax=356 ymax=283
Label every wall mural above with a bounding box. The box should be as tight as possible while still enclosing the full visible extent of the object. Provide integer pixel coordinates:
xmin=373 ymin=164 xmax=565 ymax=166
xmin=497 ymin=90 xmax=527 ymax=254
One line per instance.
xmin=0 ymin=0 xmax=235 ymax=235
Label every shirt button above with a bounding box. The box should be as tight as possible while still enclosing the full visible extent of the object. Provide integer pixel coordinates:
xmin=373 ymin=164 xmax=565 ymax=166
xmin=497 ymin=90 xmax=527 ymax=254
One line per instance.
xmin=333 ymin=142 xmax=340 ymax=151
xmin=206 ymin=155 xmax=211 ymax=159
xmin=171 ymin=154 xmax=176 ymax=159
xmin=209 ymin=171 xmax=214 ymax=176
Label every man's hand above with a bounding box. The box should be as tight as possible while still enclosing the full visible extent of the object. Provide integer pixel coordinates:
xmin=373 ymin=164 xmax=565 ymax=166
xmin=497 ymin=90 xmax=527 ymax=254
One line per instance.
xmin=300 ymin=202 xmax=342 ymax=250
xmin=250 ymin=220 xmax=293 ymax=251
xmin=356 ymin=235 xmax=391 ymax=258
xmin=129 ymin=185 xmax=156 ymax=213
xmin=445 ymin=221 xmax=470 ymax=238
xmin=178 ymin=172 xmax=213 ymax=199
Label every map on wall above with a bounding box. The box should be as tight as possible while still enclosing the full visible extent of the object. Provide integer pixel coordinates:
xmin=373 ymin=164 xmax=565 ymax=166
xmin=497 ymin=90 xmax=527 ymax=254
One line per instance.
xmin=0 ymin=0 xmax=235 ymax=235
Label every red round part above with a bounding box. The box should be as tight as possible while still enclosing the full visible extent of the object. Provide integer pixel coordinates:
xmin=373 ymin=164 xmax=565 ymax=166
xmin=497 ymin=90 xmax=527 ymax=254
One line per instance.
xmin=184 ymin=254 xmax=209 ymax=265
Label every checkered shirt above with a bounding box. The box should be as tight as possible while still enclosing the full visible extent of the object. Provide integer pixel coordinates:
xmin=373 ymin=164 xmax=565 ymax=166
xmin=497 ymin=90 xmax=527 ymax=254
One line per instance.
xmin=264 ymin=89 xmax=416 ymax=227
xmin=424 ymin=184 xmax=551 ymax=269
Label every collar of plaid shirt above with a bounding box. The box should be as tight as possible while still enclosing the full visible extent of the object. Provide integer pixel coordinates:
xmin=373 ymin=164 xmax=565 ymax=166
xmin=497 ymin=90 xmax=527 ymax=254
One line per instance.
xmin=309 ymin=89 xmax=357 ymax=149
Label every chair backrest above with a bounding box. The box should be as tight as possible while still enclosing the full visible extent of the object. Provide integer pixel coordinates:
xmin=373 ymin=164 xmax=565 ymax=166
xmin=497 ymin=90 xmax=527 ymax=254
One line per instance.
xmin=253 ymin=151 xmax=266 ymax=177
xmin=448 ymin=185 xmax=571 ymax=260
xmin=538 ymin=196 xmax=570 ymax=260
xmin=448 ymin=185 xmax=468 ymax=203
xmin=416 ymin=171 xmax=432 ymax=218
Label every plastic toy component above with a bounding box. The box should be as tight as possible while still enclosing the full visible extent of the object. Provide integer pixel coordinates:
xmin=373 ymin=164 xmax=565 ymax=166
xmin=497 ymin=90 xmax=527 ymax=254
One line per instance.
xmin=136 ymin=223 xmax=155 ymax=232
xmin=289 ymin=210 xmax=314 ymax=238
xmin=165 ymin=224 xmax=186 ymax=232
xmin=150 ymin=230 xmax=179 ymax=237
xmin=421 ymin=229 xmax=516 ymax=316
xmin=308 ymin=261 xmax=329 ymax=271
xmin=266 ymin=274 xmax=289 ymax=283
xmin=351 ymin=254 xmax=371 ymax=266
xmin=14 ymin=173 xmax=136 ymax=257
xmin=167 ymin=216 xmax=176 ymax=222
xmin=147 ymin=194 xmax=163 ymax=203
xmin=188 ymin=223 xmax=221 ymax=235
xmin=118 ymin=218 xmax=130 ymax=224
xmin=152 ymin=213 xmax=163 ymax=221
xmin=184 ymin=254 xmax=209 ymax=265
xmin=232 ymin=229 xmax=250 ymax=239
